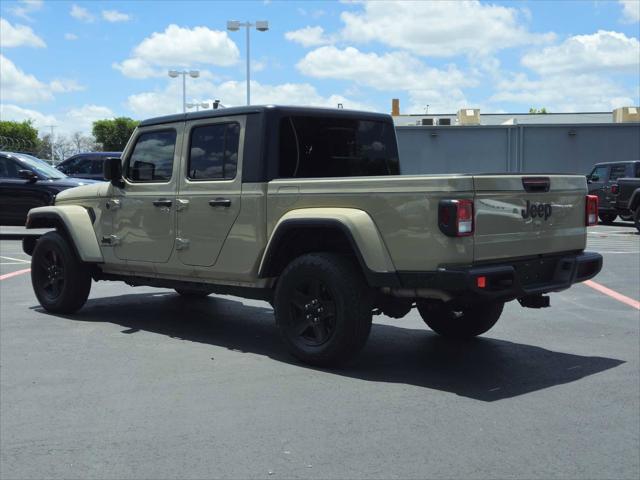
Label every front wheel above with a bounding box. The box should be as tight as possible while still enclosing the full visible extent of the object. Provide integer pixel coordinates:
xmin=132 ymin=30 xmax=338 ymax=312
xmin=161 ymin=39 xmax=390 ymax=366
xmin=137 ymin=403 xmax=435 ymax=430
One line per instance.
xmin=274 ymin=253 xmax=372 ymax=367
xmin=598 ymin=212 xmax=617 ymax=224
xmin=31 ymin=231 xmax=91 ymax=314
xmin=417 ymin=300 xmax=504 ymax=339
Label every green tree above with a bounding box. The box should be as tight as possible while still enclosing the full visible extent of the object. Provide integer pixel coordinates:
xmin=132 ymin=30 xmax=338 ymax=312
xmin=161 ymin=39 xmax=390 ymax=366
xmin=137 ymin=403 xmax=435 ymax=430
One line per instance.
xmin=528 ymin=107 xmax=548 ymax=114
xmin=0 ymin=120 xmax=41 ymax=153
xmin=92 ymin=117 xmax=139 ymax=151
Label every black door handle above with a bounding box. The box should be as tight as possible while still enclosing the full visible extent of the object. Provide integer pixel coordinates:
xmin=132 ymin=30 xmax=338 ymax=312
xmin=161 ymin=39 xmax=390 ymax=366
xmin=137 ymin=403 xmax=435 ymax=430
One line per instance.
xmin=209 ymin=198 xmax=231 ymax=207
xmin=152 ymin=199 xmax=172 ymax=207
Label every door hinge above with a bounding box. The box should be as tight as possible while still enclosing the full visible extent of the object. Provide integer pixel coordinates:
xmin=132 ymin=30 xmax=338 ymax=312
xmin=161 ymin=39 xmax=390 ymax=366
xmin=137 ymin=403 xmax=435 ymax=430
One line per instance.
xmin=175 ymin=237 xmax=190 ymax=250
xmin=101 ymin=235 xmax=121 ymax=246
xmin=105 ymin=199 xmax=121 ymax=210
xmin=176 ymin=198 xmax=190 ymax=212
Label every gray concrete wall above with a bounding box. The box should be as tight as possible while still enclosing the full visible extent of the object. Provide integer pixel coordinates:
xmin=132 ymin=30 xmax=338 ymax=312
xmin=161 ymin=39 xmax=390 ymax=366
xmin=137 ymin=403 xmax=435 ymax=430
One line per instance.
xmin=397 ymin=123 xmax=640 ymax=175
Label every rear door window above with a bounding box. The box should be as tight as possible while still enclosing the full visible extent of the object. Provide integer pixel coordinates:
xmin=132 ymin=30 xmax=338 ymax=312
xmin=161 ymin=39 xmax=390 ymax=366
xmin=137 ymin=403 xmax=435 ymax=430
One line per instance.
xmin=609 ymin=164 xmax=627 ymax=181
xmin=126 ymin=130 xmax=177 ymax=182
xmin=187 ymin=123 xmax=240 ymax=180
xmin=278 ymin=116 xmax=399 ymax=178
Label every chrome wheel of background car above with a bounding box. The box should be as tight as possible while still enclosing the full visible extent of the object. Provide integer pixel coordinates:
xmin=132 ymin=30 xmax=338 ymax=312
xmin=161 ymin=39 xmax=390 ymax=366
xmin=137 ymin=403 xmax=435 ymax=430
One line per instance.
xmin=288 ymin=280 xmax=337 ymax=347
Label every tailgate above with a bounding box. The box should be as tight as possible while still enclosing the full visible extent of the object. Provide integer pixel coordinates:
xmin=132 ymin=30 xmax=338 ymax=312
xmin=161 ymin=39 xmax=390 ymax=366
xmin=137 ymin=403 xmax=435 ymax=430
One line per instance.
xmin=473 ymin=175 xmax=587 ymax=262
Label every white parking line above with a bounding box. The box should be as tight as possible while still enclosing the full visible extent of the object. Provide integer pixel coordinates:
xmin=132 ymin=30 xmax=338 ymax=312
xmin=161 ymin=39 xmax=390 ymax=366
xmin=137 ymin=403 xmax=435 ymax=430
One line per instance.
xmin=0 ymin=256 xmax=30 ymax=264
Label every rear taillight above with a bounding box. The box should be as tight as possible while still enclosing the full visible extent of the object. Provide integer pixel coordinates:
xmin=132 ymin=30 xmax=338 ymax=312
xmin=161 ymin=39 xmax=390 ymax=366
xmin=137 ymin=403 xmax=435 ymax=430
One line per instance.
xmin=610 ymin=184 xmax=619 ymax=194
xmin=586 ymin=195 xmax=598 ymax=226
xmin=439 ymin=199 xmax=474 ymax=237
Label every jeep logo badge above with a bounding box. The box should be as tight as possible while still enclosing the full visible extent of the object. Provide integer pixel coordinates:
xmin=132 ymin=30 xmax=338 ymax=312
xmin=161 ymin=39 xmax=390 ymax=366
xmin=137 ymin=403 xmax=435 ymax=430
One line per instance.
xmin=521 ymin=200 xmax=552 ymax=220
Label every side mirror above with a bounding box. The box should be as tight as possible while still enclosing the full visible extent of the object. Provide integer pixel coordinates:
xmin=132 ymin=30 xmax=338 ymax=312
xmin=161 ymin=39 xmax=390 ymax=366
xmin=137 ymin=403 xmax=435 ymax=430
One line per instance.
xmin=103 ymin=157 xmax=124 ymax=186
xmin=18 ymin=169 xmax=38 ymax=182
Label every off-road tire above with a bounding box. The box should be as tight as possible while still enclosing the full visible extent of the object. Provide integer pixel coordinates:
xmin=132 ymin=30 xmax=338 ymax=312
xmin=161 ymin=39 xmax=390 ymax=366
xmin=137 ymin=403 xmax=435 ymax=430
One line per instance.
xmin=274 ymin=253 xmax=373 ymax=367
xmin=634 ymin=207 xmax=640 ymax=233
xmin=598 ymin=212 xmax=617 ymax=224
xmin=174 ymin=288 xmax=212 ymax=298
xmin=416 ymin=300 xmax=504 ymax=339
xmin=31 ymin=231 xmax=91 ymax=314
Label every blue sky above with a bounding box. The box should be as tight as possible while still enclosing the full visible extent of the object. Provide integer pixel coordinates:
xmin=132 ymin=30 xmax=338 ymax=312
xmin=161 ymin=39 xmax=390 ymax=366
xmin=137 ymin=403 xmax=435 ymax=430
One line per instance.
xmin=1 ymin=0 xmax=639 ymax=135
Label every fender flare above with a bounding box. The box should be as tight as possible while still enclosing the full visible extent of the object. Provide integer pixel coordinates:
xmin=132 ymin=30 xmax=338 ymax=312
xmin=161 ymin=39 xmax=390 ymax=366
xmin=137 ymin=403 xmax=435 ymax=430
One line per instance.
xmin=26 ymin=206 xmax=103 ymax=263
xmin=628 ymin=188 xmax=640 ymax=211
xmin=259 ymin=208 xmax=399 ymax=287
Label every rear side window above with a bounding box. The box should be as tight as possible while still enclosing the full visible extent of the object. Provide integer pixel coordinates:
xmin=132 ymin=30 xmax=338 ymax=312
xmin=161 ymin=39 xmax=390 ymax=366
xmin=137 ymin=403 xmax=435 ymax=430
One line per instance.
xmin=278 ymin=116 xmax=399 ymax=178
xmin=0 ymin=157 xmax=20 ymax=178
xmin=609 ymin=164 xmax=627 ymax=181
xmin=635 ymin=163 xmax=640 ymax=177
xmin=188 ymin=122 xmax=240 ymax=180
xmin=127 ymin=130 xmax=177 ymax=182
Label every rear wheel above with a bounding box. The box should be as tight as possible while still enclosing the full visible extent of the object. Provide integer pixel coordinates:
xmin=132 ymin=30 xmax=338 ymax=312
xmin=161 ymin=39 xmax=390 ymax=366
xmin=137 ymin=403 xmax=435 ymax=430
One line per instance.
xmin=598 ymin=212 xmax=617 ymax=224
xmin=620 ymin=214 xmax=633 ymax=222
xmin=274 ymin=253 xmax=372 ymax=367
xmin=634 ymin=207 xmax=640 ymax=233
xmin=31 ymin=231 xmax=91 ymax=314
xmin=417 ymin=300 xmax=504 ymax=339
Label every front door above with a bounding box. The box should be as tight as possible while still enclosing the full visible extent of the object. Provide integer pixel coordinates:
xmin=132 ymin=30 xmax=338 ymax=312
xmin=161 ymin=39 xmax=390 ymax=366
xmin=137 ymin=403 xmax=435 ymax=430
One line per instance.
xmin=176 ymin=117 xmax=244 ymax=267
xmin=587 ymin=164 xmax=609 ymax=207
xmin=109 ymin=126 xmax=182 ymax=263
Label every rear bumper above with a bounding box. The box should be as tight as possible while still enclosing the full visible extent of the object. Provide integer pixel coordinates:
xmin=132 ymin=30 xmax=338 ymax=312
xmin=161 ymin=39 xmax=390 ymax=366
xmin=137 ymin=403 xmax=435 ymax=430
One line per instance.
xmin=398 ymin=251 xmax=603 ymax=302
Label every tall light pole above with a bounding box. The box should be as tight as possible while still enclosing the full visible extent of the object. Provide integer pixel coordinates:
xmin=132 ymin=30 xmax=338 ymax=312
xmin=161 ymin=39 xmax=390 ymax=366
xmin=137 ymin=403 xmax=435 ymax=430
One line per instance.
xmin=45 ymin=125 xmax=55 ymax=164
xmin=227 ymin=20 xmax=269 ymax=105
xmin=186 ymin=101 xmax=210 ymax=112
xmin=168 ymin=70 xmax=200 ymax=113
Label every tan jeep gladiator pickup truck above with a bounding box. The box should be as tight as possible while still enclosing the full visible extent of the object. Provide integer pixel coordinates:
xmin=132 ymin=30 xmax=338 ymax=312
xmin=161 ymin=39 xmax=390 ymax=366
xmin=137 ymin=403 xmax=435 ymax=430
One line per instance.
xmin=24 ymin=106 xmax=603 ymax=366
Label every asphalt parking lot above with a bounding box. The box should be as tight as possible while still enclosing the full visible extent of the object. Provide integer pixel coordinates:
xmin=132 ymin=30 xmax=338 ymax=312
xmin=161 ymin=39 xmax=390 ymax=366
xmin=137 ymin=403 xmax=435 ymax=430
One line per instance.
xmin=1 ymin=224 xmax=638 ymax=480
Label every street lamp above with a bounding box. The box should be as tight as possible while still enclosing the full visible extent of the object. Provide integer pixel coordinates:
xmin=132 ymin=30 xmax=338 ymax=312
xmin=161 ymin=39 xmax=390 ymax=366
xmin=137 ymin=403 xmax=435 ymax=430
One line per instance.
xmin=227 ymin=20 xmax=269 ymax=105
xmin=168 ymin=69 xmax=200 ymax=113
xmin=186 ymin=101 xmax=210 ymax=112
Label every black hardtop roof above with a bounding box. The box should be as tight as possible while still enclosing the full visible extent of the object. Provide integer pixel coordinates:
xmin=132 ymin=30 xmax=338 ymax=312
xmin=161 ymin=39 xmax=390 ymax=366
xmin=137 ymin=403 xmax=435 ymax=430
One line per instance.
xmin=593 ymin=160 xmax=640 ymax=166
xmin=139 ymin=105 xmax=392 ymax=127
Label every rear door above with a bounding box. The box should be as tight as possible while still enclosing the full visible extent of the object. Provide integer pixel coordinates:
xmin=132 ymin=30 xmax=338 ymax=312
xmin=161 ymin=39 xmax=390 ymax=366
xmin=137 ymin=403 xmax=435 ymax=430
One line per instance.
xmin=176 ymin=116 xmax=243 ymax=267
xmin=473 ymin=175 xmax=587 ymax=262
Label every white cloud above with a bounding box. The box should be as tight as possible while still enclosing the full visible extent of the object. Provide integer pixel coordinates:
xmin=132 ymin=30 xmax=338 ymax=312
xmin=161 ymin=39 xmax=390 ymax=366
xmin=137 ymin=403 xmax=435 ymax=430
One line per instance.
xmin=0 ymin=54 xmax=52 ymax=102
xmin=113 ymin=24 xmax=240 ymax=79
xmin=296 ymin=45 xmax=473 ymax=113
xmin=0 ymin=103 xmax=115 ymax=135
xmin=285 ymin=26 xmax=334 ymax=47
xmin=70 ymin=4 xmax=95 ymax=23
xmin=339 ymin=0 xmax=555 ymax=57
xmin=298 ymin=46 xmax=473 ymax=91
xmin=490 ymin=72 xmax=639 ymax=112
xmin=64 ymin=33 xmax=78 ymax=41
xmin=0 ymin=17 xmax=46 ymax=47
xmin=8 ymin=0 xmax=43 ymax=22
xmin=0 ymin=104 xmax=57 ymax=129
xmin=0 ymin=55 xmax=84 ymax=103
xmin=521 ymin=30 xmax=640 ymax=75
xmin=125 ymin=79 xmax=373 ymax=118
xmin=102 ymin=10 xmax=131 ymax=23
xmin=619 ymin=0 xmax=640 ymax=23
xmin=64 ymin=104 xmax=114 ymax=133
xmin=49 ymin=79 xmax=84 ymax=93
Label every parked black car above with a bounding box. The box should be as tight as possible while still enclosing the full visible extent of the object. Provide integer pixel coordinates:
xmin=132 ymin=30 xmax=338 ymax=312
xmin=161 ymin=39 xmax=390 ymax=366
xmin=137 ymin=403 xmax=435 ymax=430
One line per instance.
xmin=587 ymin=160 xmax=640 ymax=224
xmin=0 ymin=151 xmax=100 ymax=225
xmin=56 ymin=152 xmax=121 ymax=180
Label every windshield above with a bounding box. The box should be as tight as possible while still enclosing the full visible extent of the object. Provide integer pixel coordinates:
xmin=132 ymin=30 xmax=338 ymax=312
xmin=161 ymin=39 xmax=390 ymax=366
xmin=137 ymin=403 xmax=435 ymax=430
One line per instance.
xmin=14 ymin=153 xmax=66 ymax=179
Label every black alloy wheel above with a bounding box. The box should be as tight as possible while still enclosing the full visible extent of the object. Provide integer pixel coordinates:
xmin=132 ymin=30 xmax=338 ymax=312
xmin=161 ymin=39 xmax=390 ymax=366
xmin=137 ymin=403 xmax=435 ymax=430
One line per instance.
xmin=287 ymin=279 xmax=337 ymax=347
xmin=31 ymin=231 xmax=91 ymax=314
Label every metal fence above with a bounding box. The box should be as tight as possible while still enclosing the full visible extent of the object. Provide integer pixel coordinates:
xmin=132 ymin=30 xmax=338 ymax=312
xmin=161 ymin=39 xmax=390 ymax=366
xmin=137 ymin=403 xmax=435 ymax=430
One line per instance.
xmin=396 ymin=123 xmax=640 ymax=175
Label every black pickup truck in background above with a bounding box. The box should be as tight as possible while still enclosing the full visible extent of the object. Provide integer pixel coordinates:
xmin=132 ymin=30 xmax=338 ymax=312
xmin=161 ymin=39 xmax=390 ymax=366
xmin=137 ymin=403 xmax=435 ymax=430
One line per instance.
xmin=616 ymin=177 xmax=640 ymax=232
xmin=587 ymin=160 xmax=640 ymax=224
